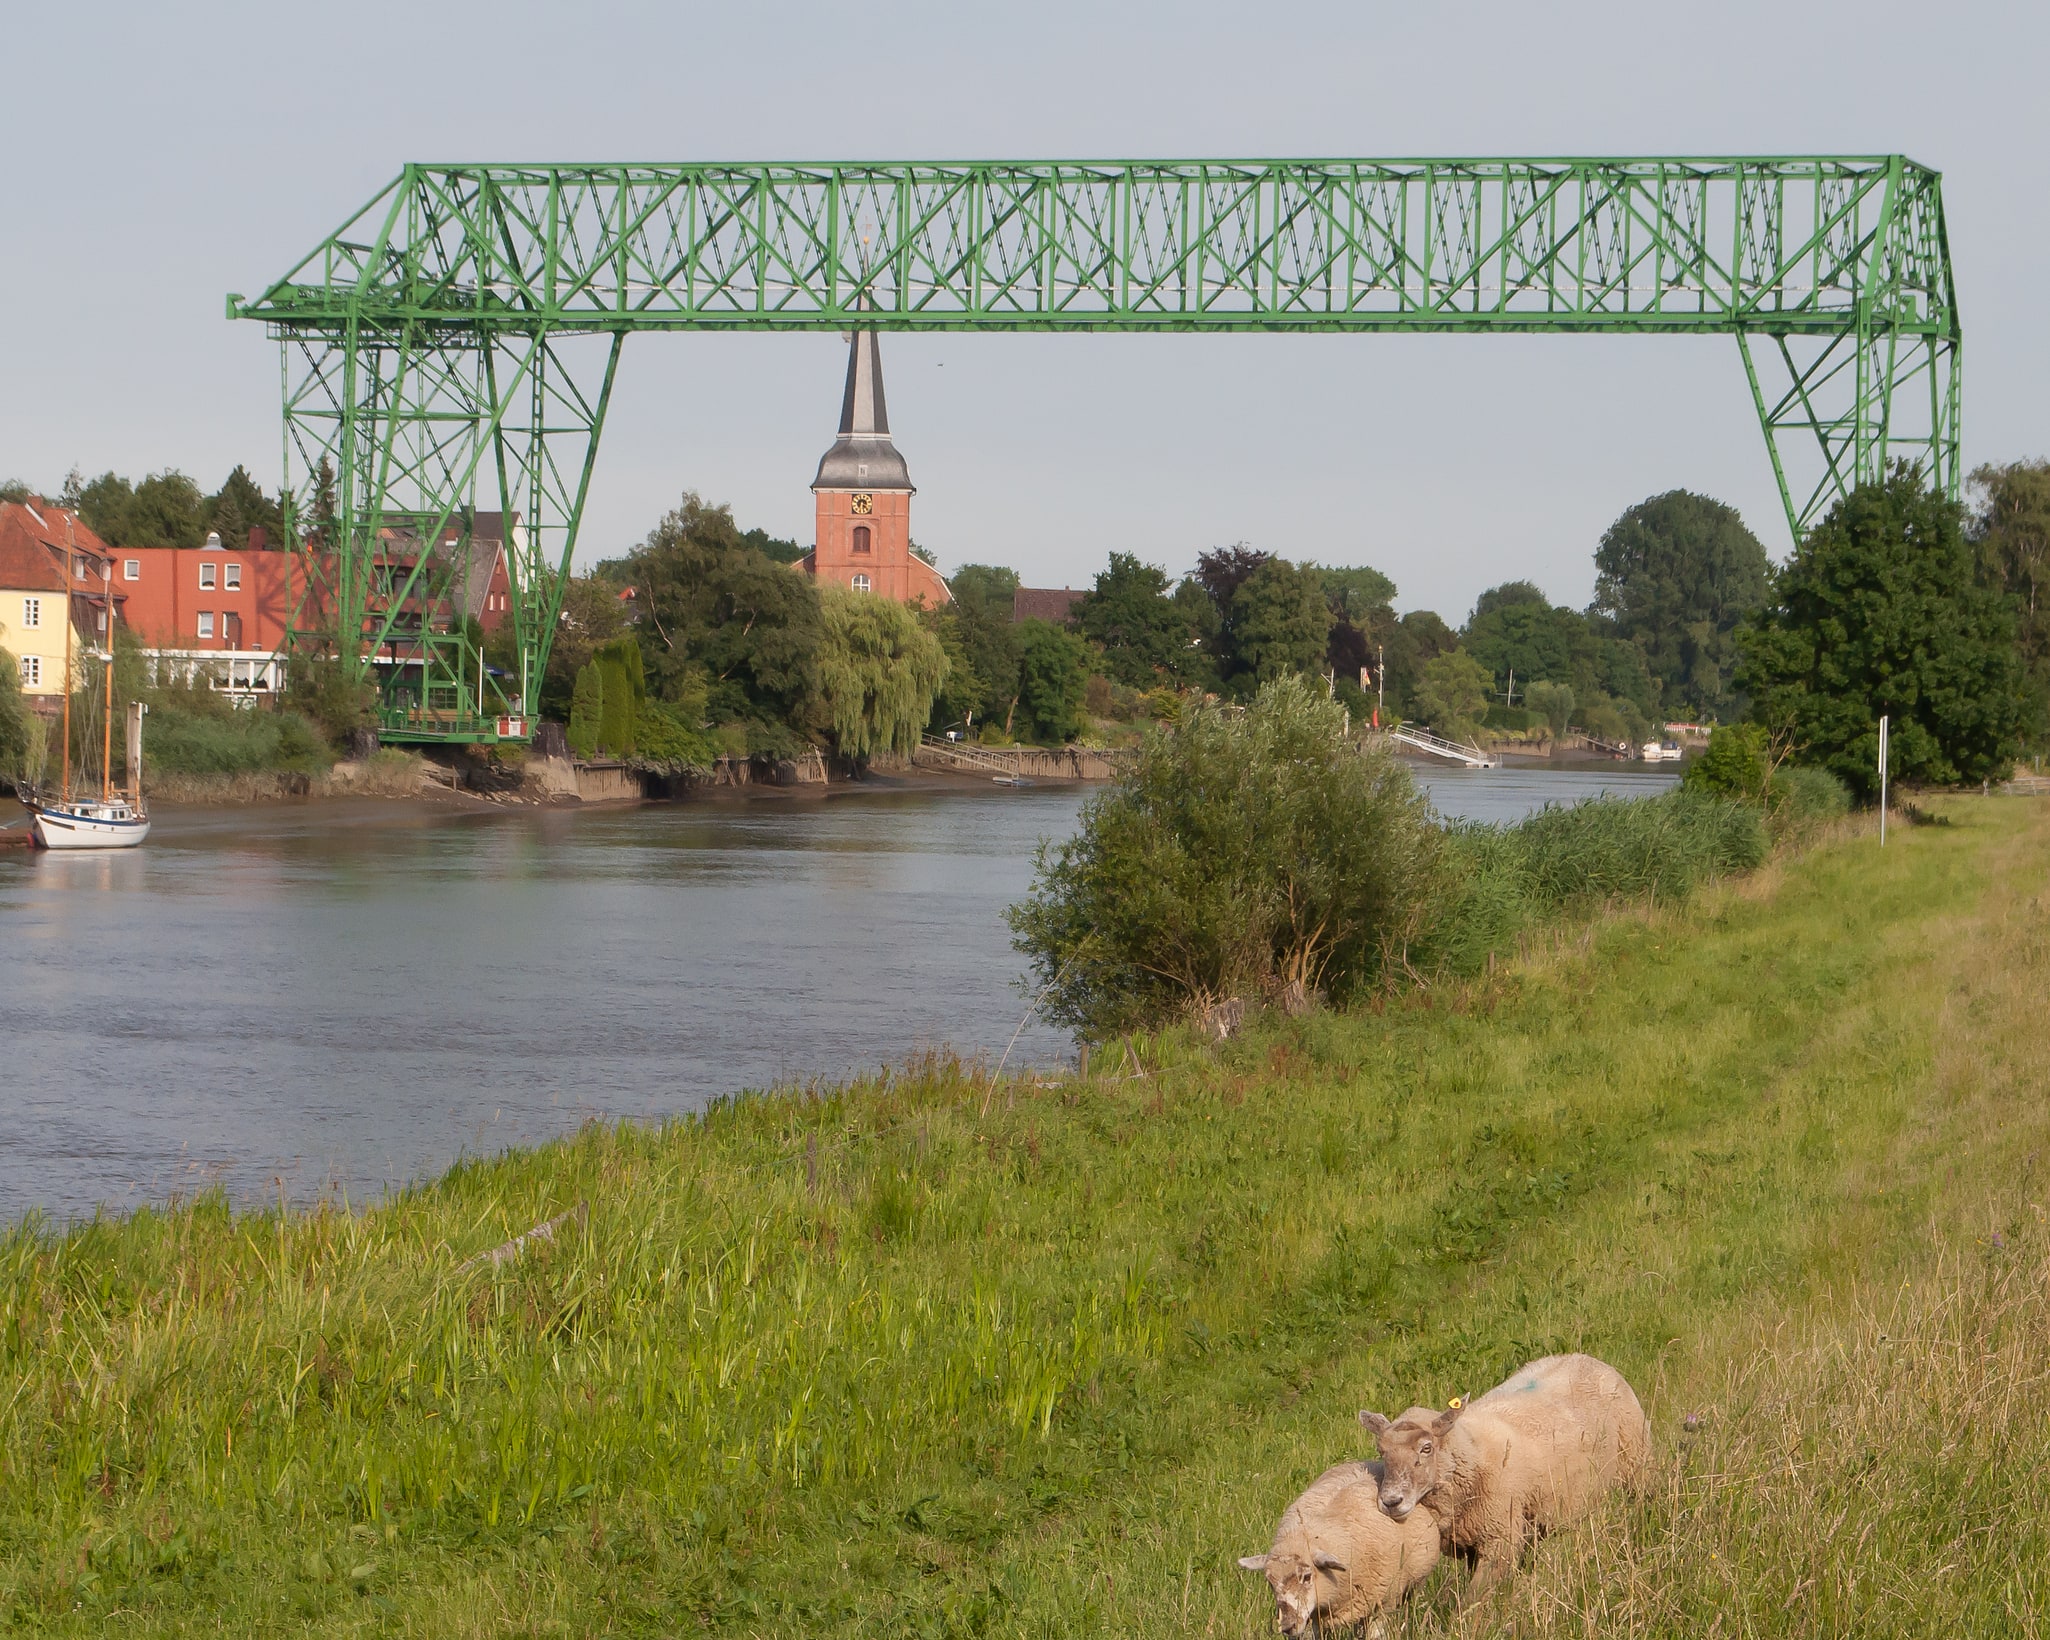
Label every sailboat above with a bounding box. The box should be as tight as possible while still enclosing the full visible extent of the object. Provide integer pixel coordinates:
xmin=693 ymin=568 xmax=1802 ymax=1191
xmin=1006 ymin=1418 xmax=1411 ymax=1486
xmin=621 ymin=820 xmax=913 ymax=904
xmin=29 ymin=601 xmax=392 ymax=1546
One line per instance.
xmin=27 ymin=575 xmax=149 ymax=850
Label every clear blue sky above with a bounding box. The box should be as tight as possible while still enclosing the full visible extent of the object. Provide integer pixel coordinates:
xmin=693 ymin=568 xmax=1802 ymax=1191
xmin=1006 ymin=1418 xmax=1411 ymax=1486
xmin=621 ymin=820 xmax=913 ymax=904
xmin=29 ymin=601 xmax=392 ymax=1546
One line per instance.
xmin=2 ymin=1 xmax=2041 ymax=620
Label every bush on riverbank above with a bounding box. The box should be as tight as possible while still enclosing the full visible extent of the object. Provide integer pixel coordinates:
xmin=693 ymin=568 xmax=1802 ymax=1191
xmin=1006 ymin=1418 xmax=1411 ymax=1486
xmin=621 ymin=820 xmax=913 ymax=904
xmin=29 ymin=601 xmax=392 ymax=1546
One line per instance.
xmin=1011 ymin=676 xmax=1768 ymax=1037
xmin=1008 ymin=677 xmax=1446 ymax=1037
xmin=143 ymin=695 xmax=332 ymax=778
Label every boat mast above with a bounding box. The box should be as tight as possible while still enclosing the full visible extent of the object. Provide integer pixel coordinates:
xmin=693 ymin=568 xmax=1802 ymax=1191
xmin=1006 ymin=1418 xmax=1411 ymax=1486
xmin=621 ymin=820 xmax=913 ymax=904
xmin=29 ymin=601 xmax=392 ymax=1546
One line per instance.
xmin=100 ymin=563 xmax=113 ymax=804
xmin=60 ymin=569 xmax=72 ymax=800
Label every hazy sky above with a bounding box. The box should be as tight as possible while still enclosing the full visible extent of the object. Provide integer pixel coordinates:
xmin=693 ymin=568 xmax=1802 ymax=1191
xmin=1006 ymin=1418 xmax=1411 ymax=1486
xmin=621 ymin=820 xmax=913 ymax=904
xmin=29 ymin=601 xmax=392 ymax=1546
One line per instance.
xmin=3 ymin=1 xmax=2042 ymax=620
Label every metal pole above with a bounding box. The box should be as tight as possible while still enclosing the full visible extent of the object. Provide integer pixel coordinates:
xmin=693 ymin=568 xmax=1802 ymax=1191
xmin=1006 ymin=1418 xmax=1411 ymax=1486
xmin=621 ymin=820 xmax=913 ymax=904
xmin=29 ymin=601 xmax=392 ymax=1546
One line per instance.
xmin=1878 ymin=714 xmax=1889 ymax=845
xmin=1377 ymin=644 xmax=1385 ymax=726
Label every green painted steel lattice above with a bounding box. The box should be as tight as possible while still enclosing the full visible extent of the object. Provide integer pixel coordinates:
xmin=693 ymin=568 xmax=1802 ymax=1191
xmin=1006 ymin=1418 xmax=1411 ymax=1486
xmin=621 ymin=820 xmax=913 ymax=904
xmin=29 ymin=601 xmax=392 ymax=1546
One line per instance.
xmin=232 ymin=156 xmax=1961 ymax=743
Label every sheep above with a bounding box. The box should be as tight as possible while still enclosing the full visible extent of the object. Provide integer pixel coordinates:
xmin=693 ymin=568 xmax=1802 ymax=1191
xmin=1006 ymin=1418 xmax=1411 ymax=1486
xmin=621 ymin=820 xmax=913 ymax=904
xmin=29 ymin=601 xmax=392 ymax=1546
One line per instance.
xmin=1358 ymin=1352 xmax=1651 ymax=1603
xmin=1237 ymin=1459 xmax=1442 ymax=1636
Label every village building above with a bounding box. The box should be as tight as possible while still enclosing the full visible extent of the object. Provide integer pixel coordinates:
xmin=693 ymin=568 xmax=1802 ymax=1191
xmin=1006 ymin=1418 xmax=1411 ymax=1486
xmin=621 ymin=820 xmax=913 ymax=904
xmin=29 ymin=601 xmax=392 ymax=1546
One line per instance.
xmin=115 ymin=514 xmax=513 ymax=702
xmin=117 ymin=531 xmax=295 ymax=698
xmin=798 ymin=329 xmax=951 ymax=607
xmin=0 ymin=499 xmax=122 ymax=712
xmin=1011 ymin=586 xmax=1085 ymax=624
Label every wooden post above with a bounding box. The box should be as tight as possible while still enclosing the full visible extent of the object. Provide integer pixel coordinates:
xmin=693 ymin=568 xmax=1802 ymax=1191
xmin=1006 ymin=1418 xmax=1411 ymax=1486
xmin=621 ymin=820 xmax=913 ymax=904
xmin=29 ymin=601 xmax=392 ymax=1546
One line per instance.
xmin=126 ymin=700 xmax=145 ymax=800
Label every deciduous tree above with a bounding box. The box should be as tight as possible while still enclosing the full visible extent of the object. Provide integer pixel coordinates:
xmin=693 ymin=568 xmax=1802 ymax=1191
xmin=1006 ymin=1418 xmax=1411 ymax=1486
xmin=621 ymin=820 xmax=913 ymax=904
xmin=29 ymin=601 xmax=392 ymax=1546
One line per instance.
xmin=1969 ymin=459 xmax=2050 ymax=739
xmin=625 ymin=493 xmax=822 ymax=740
xmin=1231 ymin=558 xmax=1329 ymax=689
xmin=817 ymin=585 xmax=950 ymax=760
xmin=1592 ymin=490 xmax=1772 ymax=719
xmin=1739 ymin=468 xmax=2025 ymax=799
xmin=1017 ymin=620 xmax=1090 ymax=744
xmin=1412 ymin=650 xmax=1492 ymax=742
xmin=1073 ymin=552 xmax=1187 ymax=686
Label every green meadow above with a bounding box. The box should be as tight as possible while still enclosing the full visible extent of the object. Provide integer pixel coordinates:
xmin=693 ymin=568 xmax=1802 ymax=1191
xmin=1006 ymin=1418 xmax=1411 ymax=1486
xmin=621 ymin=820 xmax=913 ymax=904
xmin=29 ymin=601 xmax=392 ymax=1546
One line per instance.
xmin=3 ymin=796 xmax=2047 ymax=1636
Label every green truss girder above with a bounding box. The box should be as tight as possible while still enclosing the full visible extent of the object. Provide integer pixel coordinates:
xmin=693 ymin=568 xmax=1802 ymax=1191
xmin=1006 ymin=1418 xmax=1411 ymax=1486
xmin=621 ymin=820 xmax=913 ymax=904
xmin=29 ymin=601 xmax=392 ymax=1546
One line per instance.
xmin=234 ymin=156 xmax=1960 ymax=742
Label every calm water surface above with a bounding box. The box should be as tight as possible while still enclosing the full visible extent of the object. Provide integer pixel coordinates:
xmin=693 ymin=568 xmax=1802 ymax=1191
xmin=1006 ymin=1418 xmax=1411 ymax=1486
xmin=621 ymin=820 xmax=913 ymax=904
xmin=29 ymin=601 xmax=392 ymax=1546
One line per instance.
xmin=0 ymin=765 xmax=1673 ymax=1222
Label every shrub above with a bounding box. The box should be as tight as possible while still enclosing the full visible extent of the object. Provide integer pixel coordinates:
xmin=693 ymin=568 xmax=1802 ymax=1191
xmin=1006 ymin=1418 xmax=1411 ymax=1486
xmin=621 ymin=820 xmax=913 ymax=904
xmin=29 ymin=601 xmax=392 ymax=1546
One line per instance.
xmin=0 ymin=647 xmax=28 ymax=780
xmin=1768 ymin=764 xmax=1852 ymax=829
xmin=284 ymin=652 xmax=377 ymax=750
xmin=632 ymin=699 xmax=716 ymax=773
xmin=566 ymin=661 xmax=603 ymax=759
xmin=145 ymin=704 xmax=333 ymax=777
xmin=593 ymin=636 xmax=643 ymax=757
xmin=1008 ymin=676 xmax=1446 ymax=1038
xmin=1684 ymin=722 xmax=1771 ymax=801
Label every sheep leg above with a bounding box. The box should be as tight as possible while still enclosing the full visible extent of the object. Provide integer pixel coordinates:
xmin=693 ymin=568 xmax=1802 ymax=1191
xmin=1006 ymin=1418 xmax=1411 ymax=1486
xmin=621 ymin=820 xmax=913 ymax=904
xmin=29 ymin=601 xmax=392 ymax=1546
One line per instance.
xmin=1458 ymin=1509 xmax=1522 ymax=1609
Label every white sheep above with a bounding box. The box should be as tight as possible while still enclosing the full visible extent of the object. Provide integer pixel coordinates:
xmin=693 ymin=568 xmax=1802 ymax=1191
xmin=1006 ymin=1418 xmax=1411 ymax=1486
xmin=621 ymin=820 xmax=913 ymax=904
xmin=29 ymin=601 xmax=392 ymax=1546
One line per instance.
xmin=1359 ymin=1351 xmax=1652 ymax=1603
xmin=1238 ymin=1458 xmax=1442 ymax=1636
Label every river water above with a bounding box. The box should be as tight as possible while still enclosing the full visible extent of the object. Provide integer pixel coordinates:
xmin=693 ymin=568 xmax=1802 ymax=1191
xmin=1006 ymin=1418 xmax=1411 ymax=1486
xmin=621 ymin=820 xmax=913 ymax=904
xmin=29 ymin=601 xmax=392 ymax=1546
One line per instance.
xmin=0 ymin=765 xmax=1675 ymax=1224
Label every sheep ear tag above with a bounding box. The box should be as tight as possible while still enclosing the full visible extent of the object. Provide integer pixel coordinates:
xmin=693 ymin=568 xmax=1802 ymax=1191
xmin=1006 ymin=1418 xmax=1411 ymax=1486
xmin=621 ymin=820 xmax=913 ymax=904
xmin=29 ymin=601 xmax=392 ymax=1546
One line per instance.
xmin=1237 ymin=1554 xmax=1270 ymax=1572
xmin=1433 ymin=1398 xmax=1465 ymax=1434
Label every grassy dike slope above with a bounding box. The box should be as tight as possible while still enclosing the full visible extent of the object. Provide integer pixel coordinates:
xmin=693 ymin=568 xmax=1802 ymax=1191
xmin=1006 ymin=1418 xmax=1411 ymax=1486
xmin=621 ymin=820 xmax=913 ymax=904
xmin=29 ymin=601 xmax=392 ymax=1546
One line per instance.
xmin=4 ymin=799 xmax=2048 ymax=1636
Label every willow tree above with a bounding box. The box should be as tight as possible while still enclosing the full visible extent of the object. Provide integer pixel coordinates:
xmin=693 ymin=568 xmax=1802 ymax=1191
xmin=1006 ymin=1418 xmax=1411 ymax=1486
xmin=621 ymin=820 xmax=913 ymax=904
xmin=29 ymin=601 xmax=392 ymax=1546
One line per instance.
xmin=816 ymin=587 xmax=950 ymax=761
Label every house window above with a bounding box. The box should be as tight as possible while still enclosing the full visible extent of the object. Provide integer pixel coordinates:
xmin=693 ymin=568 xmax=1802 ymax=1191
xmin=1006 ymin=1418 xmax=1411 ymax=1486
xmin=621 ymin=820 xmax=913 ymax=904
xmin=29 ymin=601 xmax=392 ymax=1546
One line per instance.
xmin=225 ymin=563 xmax=242 ymax=590
xmin=199 ymin=562 xmax=217 ymax=590
xmin=74 ymin=557 xmax=88 ymax=579
xmin=851 ymin=525 xmax=872 ymax=555
xmin=851 ymin=574 xmax=871 ymax=593
xmin=96 ymin=610 xmax=106 ymax=632
xmin=18 ymin=654 xmax=39 ymax=687
xmin=20 ymin=596 xmax=38 ymax=629
xmin=197 ymin=611 xmax=215 ymax=639
xmin=124 ymin=559 xmax=140 ymax=580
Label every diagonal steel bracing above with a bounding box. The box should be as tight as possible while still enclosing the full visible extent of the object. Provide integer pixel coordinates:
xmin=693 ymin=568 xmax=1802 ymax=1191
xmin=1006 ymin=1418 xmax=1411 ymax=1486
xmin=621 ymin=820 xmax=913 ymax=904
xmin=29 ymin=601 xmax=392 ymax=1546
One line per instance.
xmin=234 ymin=156 xmax=1961 ymax=745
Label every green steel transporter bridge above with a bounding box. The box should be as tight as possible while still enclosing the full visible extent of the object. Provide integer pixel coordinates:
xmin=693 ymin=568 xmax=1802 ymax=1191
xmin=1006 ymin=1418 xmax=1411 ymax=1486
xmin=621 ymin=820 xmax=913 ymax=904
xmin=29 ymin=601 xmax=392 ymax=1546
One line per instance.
xmin=230 ymin=155 xmax=1960 ymax=747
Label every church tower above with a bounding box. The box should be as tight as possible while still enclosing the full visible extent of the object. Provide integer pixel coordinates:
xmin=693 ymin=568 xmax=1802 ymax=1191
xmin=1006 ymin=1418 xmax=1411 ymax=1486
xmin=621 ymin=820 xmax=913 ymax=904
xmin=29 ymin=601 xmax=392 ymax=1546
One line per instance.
xmin=804 ymin=328 xmax=951 ymax=605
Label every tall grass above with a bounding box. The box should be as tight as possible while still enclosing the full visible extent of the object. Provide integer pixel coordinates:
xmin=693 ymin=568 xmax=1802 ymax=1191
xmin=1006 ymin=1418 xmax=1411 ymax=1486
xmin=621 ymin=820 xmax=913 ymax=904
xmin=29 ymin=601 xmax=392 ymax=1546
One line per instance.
xmin=144 ymin=700 xmax=331 ymax=777
xmin=1461 ymin=1222 xmax=2050 ymax=1636
xmin=0 ymin=797 xmax=2042 ymax=1636
xmin=1424 ymin=790 xmax=1768 ymax=975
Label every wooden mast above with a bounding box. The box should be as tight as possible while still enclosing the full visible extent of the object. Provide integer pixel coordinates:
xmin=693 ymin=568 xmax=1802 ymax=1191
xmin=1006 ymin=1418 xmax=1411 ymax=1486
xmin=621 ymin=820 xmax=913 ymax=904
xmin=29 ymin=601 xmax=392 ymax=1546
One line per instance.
xmin=59 ymin=571 xmax=72 ymax=800
xmin=98 ymin=557 xmax=110 ymax=801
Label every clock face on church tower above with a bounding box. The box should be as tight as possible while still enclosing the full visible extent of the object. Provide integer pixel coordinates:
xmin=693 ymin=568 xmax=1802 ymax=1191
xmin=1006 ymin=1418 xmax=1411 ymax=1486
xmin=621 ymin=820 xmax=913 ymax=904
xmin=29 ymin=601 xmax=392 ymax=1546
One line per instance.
xmin=850 ymin=493 xmax=874 ymax=515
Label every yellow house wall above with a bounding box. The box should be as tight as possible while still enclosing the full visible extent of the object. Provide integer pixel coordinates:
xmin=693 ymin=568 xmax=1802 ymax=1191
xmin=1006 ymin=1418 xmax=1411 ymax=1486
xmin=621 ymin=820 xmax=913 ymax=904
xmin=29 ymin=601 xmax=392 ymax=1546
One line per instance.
xmin=0 ymin=587 xmax=78 ymax=704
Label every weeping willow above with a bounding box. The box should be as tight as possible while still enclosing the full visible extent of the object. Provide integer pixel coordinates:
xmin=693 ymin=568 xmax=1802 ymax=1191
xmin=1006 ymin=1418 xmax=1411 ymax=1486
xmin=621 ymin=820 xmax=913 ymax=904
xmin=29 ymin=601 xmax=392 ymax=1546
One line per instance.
xmin=816 ymin=586 xmax=950 ymax=760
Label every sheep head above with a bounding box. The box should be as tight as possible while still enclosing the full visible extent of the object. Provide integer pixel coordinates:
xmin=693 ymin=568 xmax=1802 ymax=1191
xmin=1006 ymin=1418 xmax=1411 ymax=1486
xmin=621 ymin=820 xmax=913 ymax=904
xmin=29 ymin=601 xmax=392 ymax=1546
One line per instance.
xmin=1359 ymin=1402 xmax=1462 ymax=1521
xmin=1236 ymin=1547 xmax=1349 ymax=1636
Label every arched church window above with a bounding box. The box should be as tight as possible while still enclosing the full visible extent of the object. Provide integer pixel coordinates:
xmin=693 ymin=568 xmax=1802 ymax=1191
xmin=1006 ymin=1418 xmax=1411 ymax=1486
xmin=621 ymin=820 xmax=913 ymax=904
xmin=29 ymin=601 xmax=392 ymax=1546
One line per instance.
xmin=852 ymin=525 xmax=872 ymax=554
xmin=851 ymin=574 xmax=871 ymax=592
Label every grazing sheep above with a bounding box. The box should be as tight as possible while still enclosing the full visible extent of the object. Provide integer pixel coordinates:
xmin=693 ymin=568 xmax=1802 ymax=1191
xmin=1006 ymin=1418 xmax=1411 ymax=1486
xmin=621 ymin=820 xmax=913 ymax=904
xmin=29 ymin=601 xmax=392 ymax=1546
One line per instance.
xmin=1359 ymin=1352 xmax=1651 ymax=1602
xmin=1238 ymin=1459 xmax=1442 ymax=1636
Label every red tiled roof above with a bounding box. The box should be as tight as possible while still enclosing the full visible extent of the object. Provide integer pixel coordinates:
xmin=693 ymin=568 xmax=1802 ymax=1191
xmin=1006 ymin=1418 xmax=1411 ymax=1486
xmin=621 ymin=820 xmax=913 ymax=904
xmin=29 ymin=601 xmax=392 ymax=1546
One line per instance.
xmin=1012 ymin=586 xmax=1084 ymax=624
xmin=0 ymin=499 xmax=112 ymax=592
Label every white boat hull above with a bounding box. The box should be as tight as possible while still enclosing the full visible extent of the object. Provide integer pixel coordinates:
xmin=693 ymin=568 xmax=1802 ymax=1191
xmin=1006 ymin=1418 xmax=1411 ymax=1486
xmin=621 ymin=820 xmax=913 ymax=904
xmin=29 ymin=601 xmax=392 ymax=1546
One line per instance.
xmin=32 ymin=805 xmax=151 ymax=849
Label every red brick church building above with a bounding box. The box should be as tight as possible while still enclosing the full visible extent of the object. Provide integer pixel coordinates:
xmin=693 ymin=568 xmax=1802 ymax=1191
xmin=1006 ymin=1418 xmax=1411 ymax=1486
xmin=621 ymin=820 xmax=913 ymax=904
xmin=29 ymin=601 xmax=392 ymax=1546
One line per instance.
xmin=798 ymin=329 xmax=951 ymax=606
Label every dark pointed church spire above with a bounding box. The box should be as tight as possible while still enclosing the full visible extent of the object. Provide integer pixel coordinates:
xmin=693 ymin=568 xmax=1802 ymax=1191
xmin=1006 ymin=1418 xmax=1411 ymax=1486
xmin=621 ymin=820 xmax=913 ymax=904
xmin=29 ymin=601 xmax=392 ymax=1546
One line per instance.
xmin=813 ymin=328 xmax=913 ymax=492
xmin=838 ymin=329 xmax=890 ymax=437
